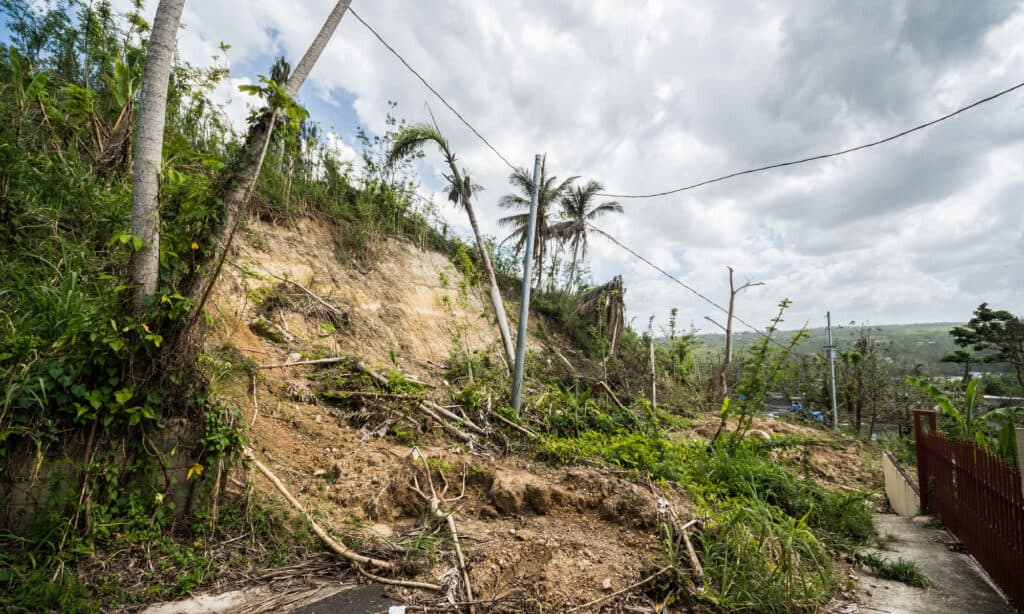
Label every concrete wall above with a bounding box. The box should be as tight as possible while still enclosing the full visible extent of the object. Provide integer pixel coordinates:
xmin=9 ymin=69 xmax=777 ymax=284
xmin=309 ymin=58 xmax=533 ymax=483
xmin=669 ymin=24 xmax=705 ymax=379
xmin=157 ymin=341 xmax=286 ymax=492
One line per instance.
xmin=0 ymin=417 xmax=199 ymax=534
xmin=883 ymin=451 xmax=920 ymax=517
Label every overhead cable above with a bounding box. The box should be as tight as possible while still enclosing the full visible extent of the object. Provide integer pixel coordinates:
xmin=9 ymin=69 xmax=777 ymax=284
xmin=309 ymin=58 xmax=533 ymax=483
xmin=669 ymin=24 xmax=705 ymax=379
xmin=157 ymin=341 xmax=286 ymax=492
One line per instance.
xmin=349 ymin=8 xmax=518 ymax=171
xmin=587 ymin=223 xmax=779 ymax=341
xmin=598 ymin=79 xmax=1024 ymax=198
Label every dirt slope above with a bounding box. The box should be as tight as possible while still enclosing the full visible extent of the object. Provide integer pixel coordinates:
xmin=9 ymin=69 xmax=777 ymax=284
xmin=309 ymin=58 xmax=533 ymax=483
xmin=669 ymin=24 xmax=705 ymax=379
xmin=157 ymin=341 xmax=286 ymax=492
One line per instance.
xmin=201 ymin=217 xmax=685 ymax=610
xmin=200 ymin=216 xmax=881 ymax=611
xmin=210 ymin=217 xmax=504 ymax=381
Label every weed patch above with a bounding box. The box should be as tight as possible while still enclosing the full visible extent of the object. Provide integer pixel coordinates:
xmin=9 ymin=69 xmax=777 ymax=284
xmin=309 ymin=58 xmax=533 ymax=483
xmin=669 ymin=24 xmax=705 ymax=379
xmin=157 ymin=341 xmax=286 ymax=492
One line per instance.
xmin=853 ymin=551 xmax=930 ymax=587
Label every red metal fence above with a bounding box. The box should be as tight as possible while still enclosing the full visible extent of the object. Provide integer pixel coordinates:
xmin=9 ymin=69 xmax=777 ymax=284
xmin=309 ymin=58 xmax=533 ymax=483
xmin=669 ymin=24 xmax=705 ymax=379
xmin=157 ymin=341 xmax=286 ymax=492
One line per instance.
xmin=914 ymin=410 xmax=1024 ymax=610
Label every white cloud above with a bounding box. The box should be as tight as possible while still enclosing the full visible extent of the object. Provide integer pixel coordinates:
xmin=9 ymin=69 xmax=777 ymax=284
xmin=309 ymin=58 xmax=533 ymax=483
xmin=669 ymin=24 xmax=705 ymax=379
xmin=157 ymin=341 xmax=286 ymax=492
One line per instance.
xmin=148 ymin=0 xmax=1024 ymax=331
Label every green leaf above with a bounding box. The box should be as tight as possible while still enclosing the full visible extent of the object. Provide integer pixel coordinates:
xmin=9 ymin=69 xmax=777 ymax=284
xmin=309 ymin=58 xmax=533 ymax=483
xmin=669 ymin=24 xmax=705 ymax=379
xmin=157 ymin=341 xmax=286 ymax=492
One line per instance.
xmin=114 ymin=388 xmax=134 ymax=405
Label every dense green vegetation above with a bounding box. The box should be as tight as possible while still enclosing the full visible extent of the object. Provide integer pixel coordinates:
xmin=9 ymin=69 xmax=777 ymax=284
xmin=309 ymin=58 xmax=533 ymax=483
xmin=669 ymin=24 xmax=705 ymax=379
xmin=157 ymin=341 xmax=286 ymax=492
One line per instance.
xmin=0 ymin=2 xmax=477 ymax=609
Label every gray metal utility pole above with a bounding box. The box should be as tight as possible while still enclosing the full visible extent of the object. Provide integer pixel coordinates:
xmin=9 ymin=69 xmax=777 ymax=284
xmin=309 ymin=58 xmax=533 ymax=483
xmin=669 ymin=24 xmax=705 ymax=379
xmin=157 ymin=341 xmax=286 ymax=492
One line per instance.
xmin=511 ymin=155 xmax=542 ymax=415
xmin=826 ymin=311 xmax=838 ymax=432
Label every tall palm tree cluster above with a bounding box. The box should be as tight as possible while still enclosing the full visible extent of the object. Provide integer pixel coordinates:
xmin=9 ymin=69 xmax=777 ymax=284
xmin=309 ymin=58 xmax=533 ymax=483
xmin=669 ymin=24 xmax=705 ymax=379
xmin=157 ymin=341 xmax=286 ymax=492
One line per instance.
xmin=498 ymin=157 xmax=622 ymax=291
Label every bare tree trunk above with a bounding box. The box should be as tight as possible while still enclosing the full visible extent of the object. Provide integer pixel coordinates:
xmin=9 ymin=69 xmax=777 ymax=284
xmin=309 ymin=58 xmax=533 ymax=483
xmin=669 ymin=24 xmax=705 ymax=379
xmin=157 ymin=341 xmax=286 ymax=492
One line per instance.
xmin=185 ymin=0 xmax=350 ymax=309
xmin=718 ymin=267 xmax=736 ymax=399
xmin=534 ymin=226 xmax=545 ymax=289
xmin=130 ymin=0 xmax=185 ymax=315
xmin=463 ymin=197 xmax=516 ymax=366
xmin=855 ymin=366 xmax=864 ymax=435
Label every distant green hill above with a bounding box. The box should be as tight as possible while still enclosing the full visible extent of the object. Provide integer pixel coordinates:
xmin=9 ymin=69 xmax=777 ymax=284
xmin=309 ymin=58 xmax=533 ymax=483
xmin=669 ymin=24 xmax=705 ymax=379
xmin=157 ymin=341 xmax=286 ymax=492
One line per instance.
xmin=693 ymin=322 xmax=1011 ymax=377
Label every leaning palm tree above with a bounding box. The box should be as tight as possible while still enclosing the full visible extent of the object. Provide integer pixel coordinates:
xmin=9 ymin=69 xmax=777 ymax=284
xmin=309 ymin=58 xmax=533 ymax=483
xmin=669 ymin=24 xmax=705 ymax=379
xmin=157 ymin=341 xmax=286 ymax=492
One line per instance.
xmin=186 ymin=0 xmax=351 ymax=317
xmin=549 ymin=180 xmax=622 ymax=291
xmin=388 ymin=124 xmax=516 ymax=366
xmin=498 ymin=156 xmax=576 ymax=288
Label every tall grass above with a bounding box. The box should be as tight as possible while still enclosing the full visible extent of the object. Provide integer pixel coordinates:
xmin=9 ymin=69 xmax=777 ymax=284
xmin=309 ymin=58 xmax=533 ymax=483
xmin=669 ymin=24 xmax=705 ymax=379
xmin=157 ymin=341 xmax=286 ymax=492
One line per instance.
xmin=699 ymin=498 xmax=837 ymax=611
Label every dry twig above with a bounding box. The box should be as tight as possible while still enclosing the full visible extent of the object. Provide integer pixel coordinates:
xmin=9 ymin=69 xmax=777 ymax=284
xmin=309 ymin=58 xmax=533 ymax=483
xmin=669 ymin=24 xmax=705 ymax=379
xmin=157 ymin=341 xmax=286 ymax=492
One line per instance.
xmin=491 ymin=412 xmax=538 ymax=438
xmin=596 ymin=380 xmax=628 ymax=413
xmin=259 ymin=356 xmax=347 ymax=369
xmin=418 ymin=403 xmax=475 ymax=444
xmin=565 ymin=566 xmax=672 ymax=613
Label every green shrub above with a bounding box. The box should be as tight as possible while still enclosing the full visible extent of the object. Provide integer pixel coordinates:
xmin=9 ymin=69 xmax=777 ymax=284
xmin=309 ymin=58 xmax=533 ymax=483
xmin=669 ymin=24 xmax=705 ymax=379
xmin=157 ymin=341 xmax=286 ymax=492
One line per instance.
xmin=686 ymin=443 xmax=874 ymax=546
xmin=699 ymin=498 xmax=837 ymax=611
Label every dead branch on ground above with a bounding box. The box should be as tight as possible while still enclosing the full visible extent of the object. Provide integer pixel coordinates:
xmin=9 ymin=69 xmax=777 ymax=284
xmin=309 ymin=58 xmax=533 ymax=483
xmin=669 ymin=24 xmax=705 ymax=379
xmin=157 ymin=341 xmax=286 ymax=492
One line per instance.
xmin=259 ymin=356 xmax=347 ymax=369
xmin=408 ymin=448 xmax=475 ymax=612
xmin=244 ymin=448 xmax=417 ymax=577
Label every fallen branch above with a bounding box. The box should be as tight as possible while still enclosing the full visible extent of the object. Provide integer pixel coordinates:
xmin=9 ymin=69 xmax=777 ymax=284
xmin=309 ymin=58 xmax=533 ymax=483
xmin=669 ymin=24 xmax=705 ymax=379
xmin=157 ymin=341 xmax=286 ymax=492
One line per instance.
xmin=250 ymin=372 xmax=260 ymax=429
xmin=354 ymin=359 xmax=392 ymax=388
xmin=679 ymin=518 xmax=704 ymax=581
xmin=354 ymin=359 xmax=434 ymax=389
xmin=422 ymin=400 xmax=487 ymax=436
xmin=273 ymin=274 xmax=348 ymax=321
xmin=565 ymin=566 xmax=672 ymax=613
xmin=409 ymin=449 xmax=474 ymax=611
xmin=596 ymin=380 xmax=628 ymax=413
xmin=418 ymin=404 xmax=475 ymax=444
xmin=355 ymin=564 xmax=442 ymax=592
xmin=551 ymin=346 xmax=577 ymax=375
xmin=259 ymin=356 xmax=346 ymax=369
xmin=244 ymin=448 xmax=395 ymax=572
xmin=492 ymin=412 xmax=538 ymax=439
xmin=322 ymin=390 xmax=423 ymax=402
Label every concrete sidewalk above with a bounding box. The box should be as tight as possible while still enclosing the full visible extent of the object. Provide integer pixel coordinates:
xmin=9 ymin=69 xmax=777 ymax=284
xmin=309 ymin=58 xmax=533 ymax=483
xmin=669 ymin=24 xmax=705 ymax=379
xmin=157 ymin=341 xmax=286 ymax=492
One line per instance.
xmin=856 ymin=514 xmax=1015 ymax=614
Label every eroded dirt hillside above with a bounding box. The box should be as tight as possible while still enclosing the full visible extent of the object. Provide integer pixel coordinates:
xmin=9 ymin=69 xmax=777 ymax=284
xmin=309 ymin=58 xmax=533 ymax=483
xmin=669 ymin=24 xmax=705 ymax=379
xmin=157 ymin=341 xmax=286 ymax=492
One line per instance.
xmin=198 ymin=217 xmax=694 ymax=609
xmin=197 ymin=216 xmax=880 ymax=611
xmin=209 ymin=217 xmax=505 ymax=379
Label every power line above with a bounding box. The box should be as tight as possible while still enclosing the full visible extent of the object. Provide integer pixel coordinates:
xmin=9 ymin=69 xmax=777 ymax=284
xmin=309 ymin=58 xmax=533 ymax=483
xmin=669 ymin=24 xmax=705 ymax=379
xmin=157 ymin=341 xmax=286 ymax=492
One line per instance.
xmin=352 ymin=6 xmax=1023 ymax=205
xmin=587 ymin=223 xmax=779 ymax=342
xmin=347 ymin=10 xmax=1017 ymax=343
xmin=599 ymin=79 xmax=1024 ymax=199
xmin=349 ymin=8 xmax=518 ymax=171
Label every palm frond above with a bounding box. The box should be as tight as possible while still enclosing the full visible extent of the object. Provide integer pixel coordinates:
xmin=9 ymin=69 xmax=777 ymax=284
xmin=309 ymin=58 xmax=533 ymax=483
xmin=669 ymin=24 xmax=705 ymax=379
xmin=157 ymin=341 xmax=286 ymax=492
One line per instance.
xmin=387 ymin=122 xmax=450 ymax=166
xmin=587 ymin=201 xmax=623 ymax=218
xmin=497 ymin=213 xmax=530 ymax=228
xmin=498 ymin=194 xmax=529 ymax=210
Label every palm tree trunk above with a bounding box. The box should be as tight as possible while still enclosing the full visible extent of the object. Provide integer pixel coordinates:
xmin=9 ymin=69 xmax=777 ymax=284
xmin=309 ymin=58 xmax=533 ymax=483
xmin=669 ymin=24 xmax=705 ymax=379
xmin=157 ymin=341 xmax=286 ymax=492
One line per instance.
xmin=186 ymin=0 xmax=350 ymax=308
xmin=566 ymin=241 xmax=579 ymax=291
xmin=463 ymin=197 xmax=516 ymax=366
xmin=129 ymin=0 xmax=185 ymax=315
xmin=282 ymin=0 xmax=351 ymax=98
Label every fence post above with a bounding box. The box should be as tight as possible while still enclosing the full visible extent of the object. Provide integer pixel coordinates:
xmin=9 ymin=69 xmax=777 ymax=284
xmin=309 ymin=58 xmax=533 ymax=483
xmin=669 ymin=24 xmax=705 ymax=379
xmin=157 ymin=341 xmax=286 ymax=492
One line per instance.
xmin=914 ymin=409 xmax=938 ymax=513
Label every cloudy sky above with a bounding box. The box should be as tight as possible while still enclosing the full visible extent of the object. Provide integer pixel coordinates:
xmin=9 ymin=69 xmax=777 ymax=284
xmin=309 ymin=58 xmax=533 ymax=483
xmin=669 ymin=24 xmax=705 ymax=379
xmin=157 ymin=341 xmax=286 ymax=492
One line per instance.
xmin=111 ymin=1 xmax=1024 ymax=332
